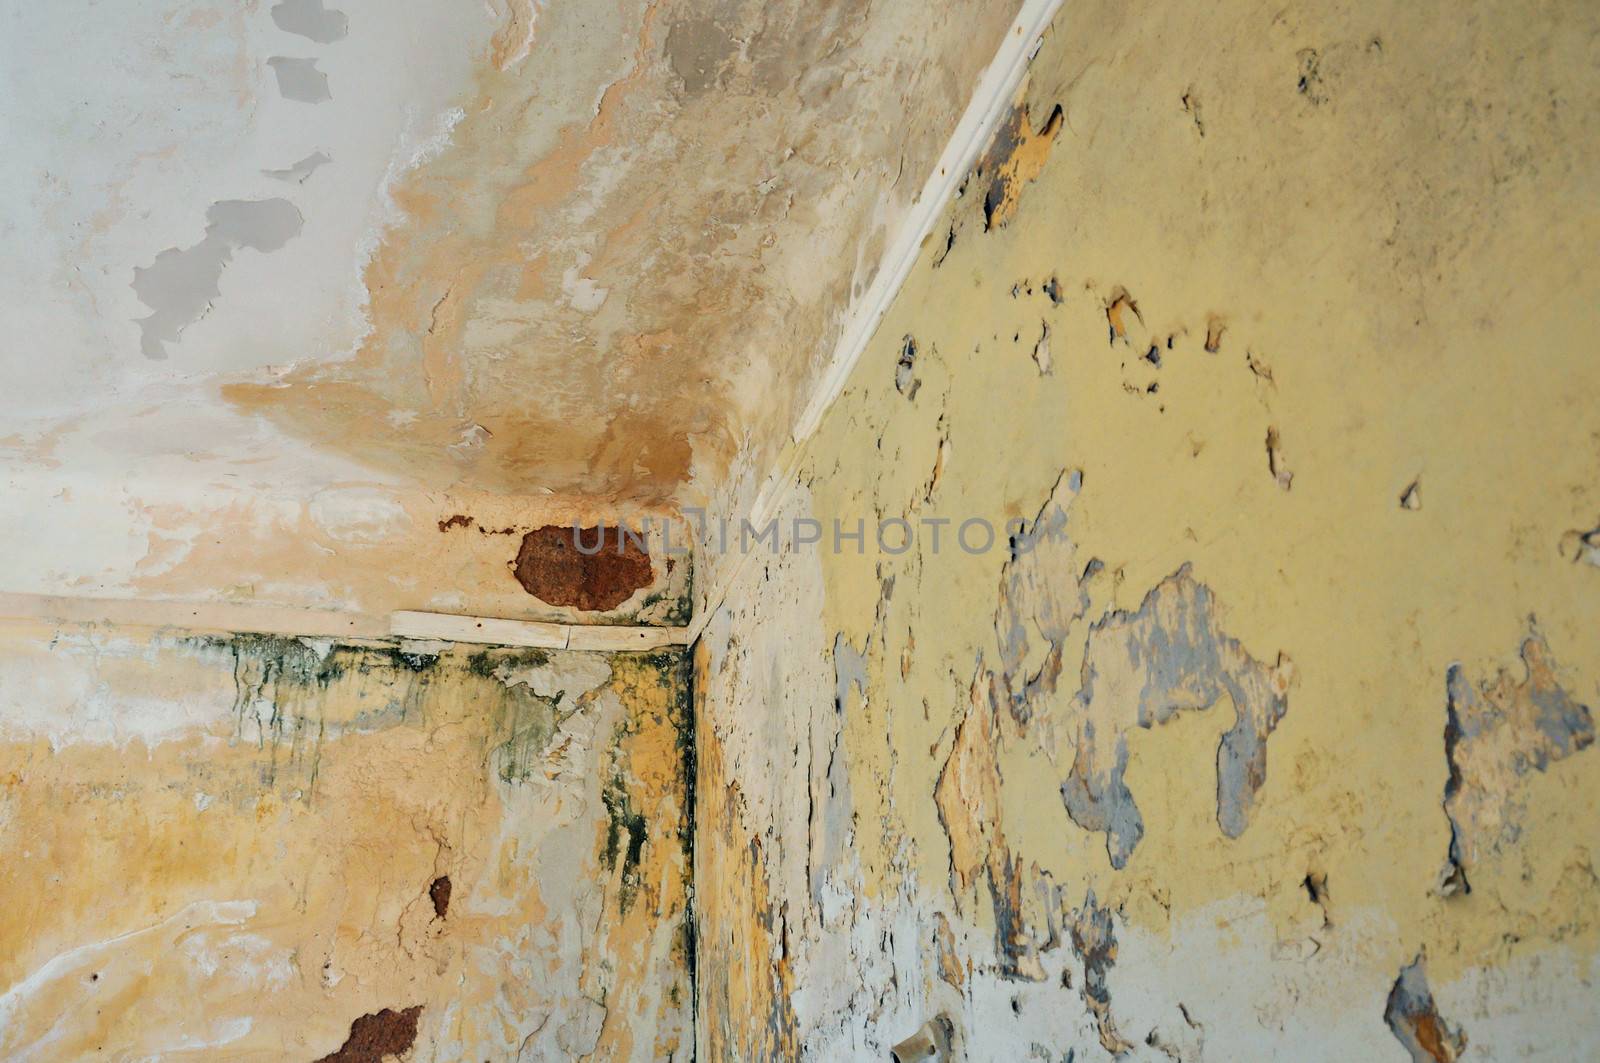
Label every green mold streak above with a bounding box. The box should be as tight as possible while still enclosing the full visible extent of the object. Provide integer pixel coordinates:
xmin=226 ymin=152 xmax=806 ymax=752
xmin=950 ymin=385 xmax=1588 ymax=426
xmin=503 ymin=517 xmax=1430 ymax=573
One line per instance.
xmin=180 ymin=633 xmax=447 ymax=801
xmin=492 ymin=683 xmax=564 ymax=786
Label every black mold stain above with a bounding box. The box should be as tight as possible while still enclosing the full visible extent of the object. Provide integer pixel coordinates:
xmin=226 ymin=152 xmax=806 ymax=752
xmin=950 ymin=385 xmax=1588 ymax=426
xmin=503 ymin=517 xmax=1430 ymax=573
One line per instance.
xmin=601 ymin=766 xmax=649 ymax=909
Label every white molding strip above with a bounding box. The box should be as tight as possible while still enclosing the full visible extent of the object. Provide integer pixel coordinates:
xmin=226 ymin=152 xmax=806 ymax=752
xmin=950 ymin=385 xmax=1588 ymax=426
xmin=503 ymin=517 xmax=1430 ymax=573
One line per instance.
xmin=687 ymin=0 xmax=1064 ymax=644
xmin=0 ymin=593 xmax=689 ymax=651
xmin=791 ymin=0 xmax=1063 ymax=444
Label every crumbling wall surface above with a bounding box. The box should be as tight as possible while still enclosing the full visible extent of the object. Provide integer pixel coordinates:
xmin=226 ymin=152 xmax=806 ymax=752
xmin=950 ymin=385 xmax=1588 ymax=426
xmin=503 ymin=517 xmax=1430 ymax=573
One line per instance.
xmin=696 ymin=0 xmax=1600 ymax=1058
xmin=0 ymin=621 xmax=692 ymax=1060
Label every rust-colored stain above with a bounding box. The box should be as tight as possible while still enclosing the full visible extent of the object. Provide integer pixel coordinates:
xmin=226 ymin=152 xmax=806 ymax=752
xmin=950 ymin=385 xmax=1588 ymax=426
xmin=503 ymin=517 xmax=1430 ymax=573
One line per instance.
xmin=512 ymin=525 xmax=654 ymax=611
xmin=437 ymin=514 xmax=473 ymax=532
xmin=429 ymin=875 xmax=452 ymax=919
xmin=979 ymin=100 xmax=1063 ymax=230
xmin=1407 ymin=1013 xmax=1463 ymax=1063
xmin=315 ymin=1005 xmax=422 ymax=1063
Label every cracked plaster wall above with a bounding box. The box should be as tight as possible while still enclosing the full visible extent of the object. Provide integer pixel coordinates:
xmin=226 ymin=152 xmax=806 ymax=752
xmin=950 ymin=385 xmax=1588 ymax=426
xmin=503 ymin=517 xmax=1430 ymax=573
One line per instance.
xmin=695 ymin=1 xmax=1600 ymax=1058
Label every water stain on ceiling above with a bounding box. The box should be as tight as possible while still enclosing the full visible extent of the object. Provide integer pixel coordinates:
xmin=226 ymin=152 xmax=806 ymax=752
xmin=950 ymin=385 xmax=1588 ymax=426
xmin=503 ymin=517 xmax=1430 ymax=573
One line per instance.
xmin=222 ymin=0 xmax=1022 ymax=505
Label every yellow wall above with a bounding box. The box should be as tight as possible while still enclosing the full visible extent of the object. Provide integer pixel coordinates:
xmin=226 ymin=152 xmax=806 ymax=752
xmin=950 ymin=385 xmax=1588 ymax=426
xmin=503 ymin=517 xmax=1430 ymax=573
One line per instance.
xmin=697 ymin=1 xmax=1600 ymax=1058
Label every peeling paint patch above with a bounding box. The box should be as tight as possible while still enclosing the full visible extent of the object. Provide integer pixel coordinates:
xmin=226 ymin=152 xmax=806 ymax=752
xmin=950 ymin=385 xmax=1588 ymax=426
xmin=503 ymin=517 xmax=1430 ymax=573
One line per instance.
xmin=132 ymin=199 xmax=303 ymax=359
xmin=1204 ymin=317 xmax=1225 ymax=352
xmin=1384 ymin=954 xmax=1466 ymax=1062
xmin=1400 ymin=478 xmax=1423 ymax=510
xmin=263 ymin=151 xmax=331 ymax=184
xmin=833 ymin=632 xmax=868 ymax=714
xmin=895 ymin=335 xmax=921 ymax=399
xmin=1441 ymin=632 xmax=1594 ymax=891
xmin=1069 ymin=890 xmax=1132 ymax=1054
xmin=1061 ymin=565 xmax=1293 ymax=867
xmin=993 ymin=469 xmax=1087 ymax=726
xmin=1030 ymin=322 xmax=1051 ymax=374
xmin=935 ymin=665 xmax=1030 ymax=975
xmin=890 ymin=1016 xmax=952 ymax=1062
xmin=1265 ymin=426 xmax=1293 ymax=490
xmin=978 ymin=101 xmax=1063 ymax=231
xmin=1559 ymin=518 xmax=1600 ymax=566
xmin=270 ymin=0 xmax=348 ymax=43
xmin=266 ymin=57 xmax=332 ymax=103
xmin=1105 ymin=287 xmax=1141 ymax=345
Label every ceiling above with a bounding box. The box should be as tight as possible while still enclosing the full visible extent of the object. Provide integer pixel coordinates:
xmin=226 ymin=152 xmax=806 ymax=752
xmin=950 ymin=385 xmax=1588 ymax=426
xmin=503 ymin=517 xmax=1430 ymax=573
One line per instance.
xmin=0 ymin=0 xmax=1022 ymax=616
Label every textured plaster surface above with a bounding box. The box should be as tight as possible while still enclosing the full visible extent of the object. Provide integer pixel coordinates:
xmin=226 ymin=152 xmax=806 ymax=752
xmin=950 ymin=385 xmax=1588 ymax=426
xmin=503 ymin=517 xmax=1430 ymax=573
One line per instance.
xmin=695 ymin=0 xmax=1600 ymax=1057
xmin=0 ymin=621 xmax=691 ymax=1060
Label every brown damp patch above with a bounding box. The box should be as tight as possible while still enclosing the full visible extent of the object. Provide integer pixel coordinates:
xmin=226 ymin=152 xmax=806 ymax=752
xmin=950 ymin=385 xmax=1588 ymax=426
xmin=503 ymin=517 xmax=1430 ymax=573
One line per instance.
xmin=314 ymin=1005 xmax=423 ymax=1063
xmin=511 ymin=525 xmax=655 ymax=611
xmin=428 ymin=875 xmax=452 ymax=919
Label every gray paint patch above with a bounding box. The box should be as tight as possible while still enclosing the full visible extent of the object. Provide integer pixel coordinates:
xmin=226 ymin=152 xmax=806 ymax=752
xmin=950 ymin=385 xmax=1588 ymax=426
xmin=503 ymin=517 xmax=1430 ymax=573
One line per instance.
xmin=263 ymin=151 xmax=331 ymax=184
xmin=271 ymin=0 xmax=348 ymax=43
xmin=132 ymin=199 xmax=303 ymax=359
xmin=1059 ymin=564 xmax=1291 ymax=868
xmin=266 ymin=57 xmax=332 ymax=103
xmin=1384 ymin=953 xmax=1467 ymax=1062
